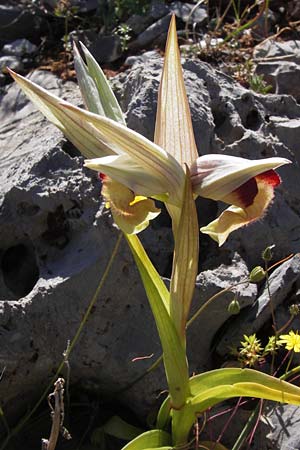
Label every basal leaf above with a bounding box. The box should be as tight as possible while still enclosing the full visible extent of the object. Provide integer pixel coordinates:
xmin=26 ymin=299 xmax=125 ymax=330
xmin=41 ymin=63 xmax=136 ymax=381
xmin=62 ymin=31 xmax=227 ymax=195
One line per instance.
xmin=121 ymin=429 xmax=171 ymax=450
xmin=172 ymin=367 xmax=300 ymax=445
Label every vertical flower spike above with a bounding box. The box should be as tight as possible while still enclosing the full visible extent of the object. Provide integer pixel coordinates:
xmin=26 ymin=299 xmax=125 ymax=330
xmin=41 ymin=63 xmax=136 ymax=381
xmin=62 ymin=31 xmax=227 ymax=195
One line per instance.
xmin=154 ymin=14 xmax=198 ymax=168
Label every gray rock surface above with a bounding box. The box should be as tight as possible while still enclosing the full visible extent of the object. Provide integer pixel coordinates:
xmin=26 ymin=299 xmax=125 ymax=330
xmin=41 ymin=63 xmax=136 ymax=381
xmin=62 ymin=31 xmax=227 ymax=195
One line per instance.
xmin=132 ymin=12 xmax=172 ymax=48
xmin=93 ymin=36 xmax=122 ymax=63
xmin=124 ymin=50 xmax=161 ymax=67
xmin=170 ymin=1 xmax=208 ymax=24
xmin=254 ymin=40 xmax=300 ymax=63
xmin=265 ymin=404 xmax=300 ymax=450
xmin=0 ymin=55 xmax=23 ymax=73
xmin=256 ymin=61 xmax=300 ymax=101
xmin=0 ymin=4 xmax=45 ymax=43
xmin=70 ymin=32 xmax=122 ymax=64
xmin=188 ymin=253 xmax=257 ymax=372
xmin=2 ymin=38 xmax=37 ymax=56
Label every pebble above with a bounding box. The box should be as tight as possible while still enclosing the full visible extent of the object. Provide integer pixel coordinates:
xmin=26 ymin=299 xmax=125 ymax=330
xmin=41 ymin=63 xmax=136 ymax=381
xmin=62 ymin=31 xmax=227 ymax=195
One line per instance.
xmin=0 ymin=55 xmax=23 ymax=73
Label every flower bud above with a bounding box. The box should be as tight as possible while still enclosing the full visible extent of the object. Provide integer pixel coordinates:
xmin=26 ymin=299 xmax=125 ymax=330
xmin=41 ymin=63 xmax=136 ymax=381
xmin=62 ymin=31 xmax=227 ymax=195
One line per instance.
xmin=289 ymin=304 xmax=300 ymax=317
xmin=228 ymin=298 xmax=240 ymax=315
xmin=262 ymin=245 xmax=275 ymax=262
xmin=249 ymin=266 xmax=266 ymax=283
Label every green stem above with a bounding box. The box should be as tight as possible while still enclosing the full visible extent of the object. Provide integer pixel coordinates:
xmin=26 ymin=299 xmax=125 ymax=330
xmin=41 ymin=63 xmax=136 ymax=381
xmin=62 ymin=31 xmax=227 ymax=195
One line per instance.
xmin=231 ymin=404 xmax=259 ymax=450
xmin=187 ymin=281 xmax=247 ymax=328
xmin=280 ymin=365 xmax=300 ymax=381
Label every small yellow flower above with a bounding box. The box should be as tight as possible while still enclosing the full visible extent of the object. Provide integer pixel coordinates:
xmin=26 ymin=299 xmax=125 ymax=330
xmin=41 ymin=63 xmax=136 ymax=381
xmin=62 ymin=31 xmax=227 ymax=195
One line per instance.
xmin=278 ymin=330 xmax=300 ymax=352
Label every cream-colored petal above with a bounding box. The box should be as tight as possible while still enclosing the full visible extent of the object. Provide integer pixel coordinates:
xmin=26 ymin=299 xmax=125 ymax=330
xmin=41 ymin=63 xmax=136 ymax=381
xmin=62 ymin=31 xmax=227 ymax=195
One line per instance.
xmin=62 ymin=102 xmax=185 ymax=205
xmin=191 ymin=154 xmax=290 ymax=200
xmin=200 ymin=176 xmax=275 ymax=246
xmin=85 ymin=154 xmax=170 ymax=198
xmin=154 ymin=15 xmax=198 ymax=167
xmin=8 ymin=69 xmax=115 ymax=159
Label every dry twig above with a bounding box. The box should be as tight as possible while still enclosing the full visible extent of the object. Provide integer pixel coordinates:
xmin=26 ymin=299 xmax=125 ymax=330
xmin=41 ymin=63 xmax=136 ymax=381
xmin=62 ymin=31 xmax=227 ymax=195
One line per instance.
xmin=41 ymin=378 xmax=71 ymax=450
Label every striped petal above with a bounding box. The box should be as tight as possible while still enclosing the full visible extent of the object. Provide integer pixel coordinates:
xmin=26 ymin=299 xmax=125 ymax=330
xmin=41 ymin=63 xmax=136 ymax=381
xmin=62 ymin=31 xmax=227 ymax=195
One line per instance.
xmin=61 ymin=102 xmax=185 ymax=206
xmin=154 ymin=15 xmax=198 ymax=167
xmin=8 ymin=69 xmax=115 ymax=159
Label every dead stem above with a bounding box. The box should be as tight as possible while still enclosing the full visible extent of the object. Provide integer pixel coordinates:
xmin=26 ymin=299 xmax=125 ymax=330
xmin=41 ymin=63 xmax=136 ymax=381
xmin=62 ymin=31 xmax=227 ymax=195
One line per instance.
xmin=41 ymin=378 xmax=71 ymax=450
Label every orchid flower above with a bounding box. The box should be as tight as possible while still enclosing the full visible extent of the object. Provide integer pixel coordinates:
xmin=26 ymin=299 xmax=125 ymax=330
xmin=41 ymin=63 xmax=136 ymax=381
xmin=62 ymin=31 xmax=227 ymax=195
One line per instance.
xmin=191 ymin=154 xmax=290 ymax=245
xmin=8 ymin=18 xmax=290 ymax=244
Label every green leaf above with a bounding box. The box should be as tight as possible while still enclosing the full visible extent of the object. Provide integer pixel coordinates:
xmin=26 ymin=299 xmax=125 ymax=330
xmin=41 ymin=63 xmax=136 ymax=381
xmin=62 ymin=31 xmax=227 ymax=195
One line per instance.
xmin=172 ymin=367 xmax=300 ymax=445
xmin=121 ymin=429 xmax=171 ymax=450
xmin=170 ymin=168 xmax=199 ymax=337
xmin=156 ymin=396 xmax=171 ymax=430
xmin=101 ymin=415 xmax=144 ymax=440
xmin=73 ymin=43 xmax=106 ymax=116
xmin=81 ymin=43 xmax=125 ymax=124
xmin=125 ymin=234 xmax=190 ymax=409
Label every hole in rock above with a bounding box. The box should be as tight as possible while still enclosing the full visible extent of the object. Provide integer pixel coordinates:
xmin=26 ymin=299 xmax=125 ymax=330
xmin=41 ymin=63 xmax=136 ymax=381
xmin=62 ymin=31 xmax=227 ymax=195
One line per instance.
xmin=212 ymin=108 xmax=227 ymax=130
xmin=243 ymin=109 xmax=261 ymax=130
xmin=1 ymin=243 xmax=39 ymax=299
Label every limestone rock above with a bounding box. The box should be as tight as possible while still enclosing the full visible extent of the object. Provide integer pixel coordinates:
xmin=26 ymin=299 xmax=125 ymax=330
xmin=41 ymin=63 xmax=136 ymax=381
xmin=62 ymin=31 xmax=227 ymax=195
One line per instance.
xmin=0 ymin=4 xmax=45 ymax=44
xmin=132 ymin=13 xmax=172 ymax=48
xmin=256 ymin=61 xmax=300 ymax=101
xmin=254 ymin=40 xmax=300 ymax=63
xmin=0 ymin=55 xmax=23 ymax=73
xmin=2 ymin=38 xmax=37 ymax=56
xmin=262 ymin=404 xmax=300 ymax=450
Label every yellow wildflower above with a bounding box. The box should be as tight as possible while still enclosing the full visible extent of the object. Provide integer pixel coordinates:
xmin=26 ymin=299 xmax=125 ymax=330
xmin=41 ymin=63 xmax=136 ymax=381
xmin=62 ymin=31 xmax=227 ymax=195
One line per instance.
xmin=278 ymin=330 xmax=300 ymax=352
